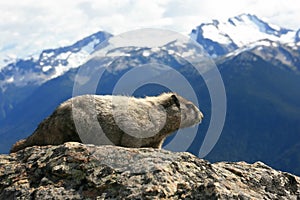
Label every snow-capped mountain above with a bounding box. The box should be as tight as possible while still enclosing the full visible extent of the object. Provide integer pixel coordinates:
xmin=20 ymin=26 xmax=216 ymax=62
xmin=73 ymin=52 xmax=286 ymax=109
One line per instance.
xmin=191 ymin=13 xmax=300 ymax=73
xmin=0 ymin=13 xmax=300 ymax=177
xmin=191 ymin=13 xmax=299 ymax=57
xmin=215 ymin=39 xmax=300 ymax=72
xmin=2 ymin=13 xmax=299 ymax=91
xmin=0 ymin=31 xmax=112 ymax=90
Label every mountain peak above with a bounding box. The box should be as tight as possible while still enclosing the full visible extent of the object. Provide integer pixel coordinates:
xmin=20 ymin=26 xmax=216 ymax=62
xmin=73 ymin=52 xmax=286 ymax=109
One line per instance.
xmin=230 ymin=13 xmax=258 ymax=22
xmin=191 ymin=14 xmax=296 ymax=57
xmin=0 ymin=31 xmax=112 ymax=90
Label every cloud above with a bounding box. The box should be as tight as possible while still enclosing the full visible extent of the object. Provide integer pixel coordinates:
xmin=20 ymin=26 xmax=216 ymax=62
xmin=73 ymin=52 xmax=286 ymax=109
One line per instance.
xmin=0 ymin=0 xmax=299 ymax=64
xmin=245 ymin=0 xmax=300 ymax=29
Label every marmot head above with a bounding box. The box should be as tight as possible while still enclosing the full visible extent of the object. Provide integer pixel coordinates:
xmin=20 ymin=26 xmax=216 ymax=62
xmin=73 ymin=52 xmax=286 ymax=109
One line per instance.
xmin=159 ymin=93 xmax=203 ymax=129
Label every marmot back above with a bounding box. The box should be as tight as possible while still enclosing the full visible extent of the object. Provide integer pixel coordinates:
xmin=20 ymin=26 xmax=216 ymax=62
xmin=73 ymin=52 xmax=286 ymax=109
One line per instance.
xmin=10 ymin=93 xmax=203 ymax=153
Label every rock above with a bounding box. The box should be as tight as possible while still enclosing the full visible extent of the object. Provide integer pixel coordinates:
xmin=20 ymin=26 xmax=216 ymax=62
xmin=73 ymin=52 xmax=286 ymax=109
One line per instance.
xmin=0 ymin=142 xmax=299 ymax=199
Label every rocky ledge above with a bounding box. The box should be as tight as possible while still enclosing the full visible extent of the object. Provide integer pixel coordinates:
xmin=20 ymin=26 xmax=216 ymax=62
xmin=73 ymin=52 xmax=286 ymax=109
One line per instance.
xmin=0 ymin=142 xmax=299 ymax=199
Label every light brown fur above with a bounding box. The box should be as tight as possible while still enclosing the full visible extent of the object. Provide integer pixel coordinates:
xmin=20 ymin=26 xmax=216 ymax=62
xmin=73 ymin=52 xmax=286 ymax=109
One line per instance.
xmin=10 ymin=93 xmax=203 ymax=153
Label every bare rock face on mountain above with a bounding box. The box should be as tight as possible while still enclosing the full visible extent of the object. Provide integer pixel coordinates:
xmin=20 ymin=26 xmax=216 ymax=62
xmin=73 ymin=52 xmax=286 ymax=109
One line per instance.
xmin=1 ymin=142 xmax=299 ymax=199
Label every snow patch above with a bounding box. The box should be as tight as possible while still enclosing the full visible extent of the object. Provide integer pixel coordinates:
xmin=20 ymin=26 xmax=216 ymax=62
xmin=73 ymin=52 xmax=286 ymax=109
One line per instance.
xmin=272 ymin=42 xmax=278 ymax=47
xmin=82 ymin=40 xmax=98 ymax=54
xmin=280 ymin=31 xmax=296 ymax=43
xmin=57 ymin=52 xmax=71 ymax=60
xmin=142 ymin=51 xmax=151 ymax=57
xmin=196 ymin=14 xmax=296 ymax=49
xmin=256 ymin=40 xmax=271 ymax=47
xmin=268 ymin=23 xmax=281 ymax=31
xmin=151 ymin=47 xmax=160 ymax=52
xmin=202 ymin=24 xmax=232 ymax=44
xmin=7 ymin=77 xmax=14 ymax=83
xmin=42 ymin=52 xmax=55 ymax=58
xmin=106 ymin=50 xmax=131 ymax=57
xmin=167 ymin=49 xmax=175 ymax=55
xmin=42 ymin=66 xmax=52 ymax=72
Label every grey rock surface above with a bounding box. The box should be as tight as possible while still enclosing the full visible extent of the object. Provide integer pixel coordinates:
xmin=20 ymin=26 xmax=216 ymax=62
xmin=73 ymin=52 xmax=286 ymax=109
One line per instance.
xmin=0 ymin=142 xmax=299 ymax=199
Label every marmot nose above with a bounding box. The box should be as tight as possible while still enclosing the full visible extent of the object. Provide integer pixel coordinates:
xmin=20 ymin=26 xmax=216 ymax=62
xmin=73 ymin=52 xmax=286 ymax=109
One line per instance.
xmin=199 ymin=112 xmax=204 ymax=122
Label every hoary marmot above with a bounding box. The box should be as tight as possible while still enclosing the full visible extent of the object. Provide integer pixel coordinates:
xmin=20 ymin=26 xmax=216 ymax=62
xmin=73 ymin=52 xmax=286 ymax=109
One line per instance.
xmin=10 ymin=93 xmax=203 ymax=153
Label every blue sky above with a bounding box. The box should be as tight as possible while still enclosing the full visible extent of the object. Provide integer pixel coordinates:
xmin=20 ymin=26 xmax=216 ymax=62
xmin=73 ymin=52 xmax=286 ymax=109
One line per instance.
xmin=1 ymin=0 xmax=300 ymax=63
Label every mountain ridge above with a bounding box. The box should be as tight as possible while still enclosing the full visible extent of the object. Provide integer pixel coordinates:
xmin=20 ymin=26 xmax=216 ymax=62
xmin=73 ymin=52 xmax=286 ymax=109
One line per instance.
xmin=191 ymin=13 xmax=299 ymax=57
xmin=0 ymin=13 xmax=300 ymax=177
xmin=0 ymin=31 xmax=111 ymax=121
xmin=0 ymin=31 xmax=112 ymax=90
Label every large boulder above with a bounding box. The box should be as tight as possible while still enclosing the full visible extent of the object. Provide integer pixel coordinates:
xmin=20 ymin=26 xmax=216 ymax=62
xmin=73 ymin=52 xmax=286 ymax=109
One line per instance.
xmin=0 ymin=142 xmax=299 ymax=199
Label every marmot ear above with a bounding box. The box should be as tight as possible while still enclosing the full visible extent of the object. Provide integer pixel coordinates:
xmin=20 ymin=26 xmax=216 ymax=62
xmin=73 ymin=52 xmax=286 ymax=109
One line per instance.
xmin=162 ymin=94 xmax=180 ymax=109
xmin=171 ymin=94 xmax=180 ymax=108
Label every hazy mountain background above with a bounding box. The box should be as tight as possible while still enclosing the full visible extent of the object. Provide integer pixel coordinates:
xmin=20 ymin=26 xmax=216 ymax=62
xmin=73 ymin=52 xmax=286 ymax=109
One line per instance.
xmin=0 ymin=14 xmax=299 ymax=175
